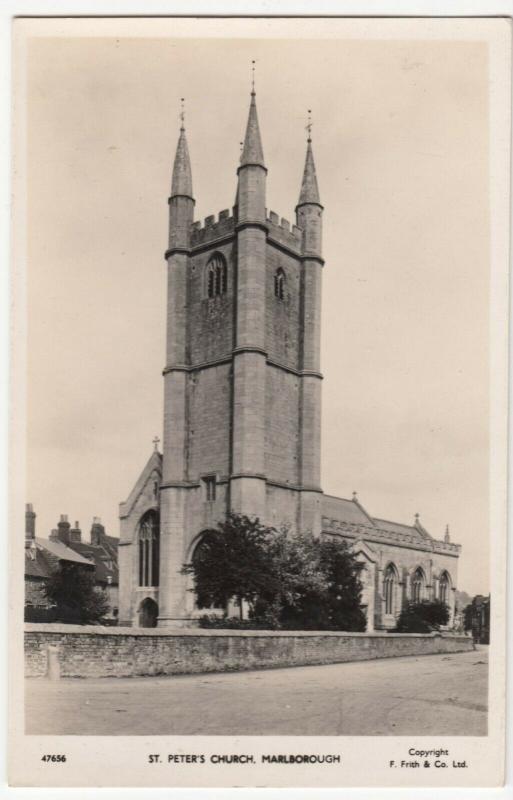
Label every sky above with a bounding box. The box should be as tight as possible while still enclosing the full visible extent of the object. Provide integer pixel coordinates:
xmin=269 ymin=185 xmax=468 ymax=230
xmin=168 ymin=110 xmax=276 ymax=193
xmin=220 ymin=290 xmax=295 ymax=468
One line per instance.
xmin=23 ymin=21 xmax=491 ymax=595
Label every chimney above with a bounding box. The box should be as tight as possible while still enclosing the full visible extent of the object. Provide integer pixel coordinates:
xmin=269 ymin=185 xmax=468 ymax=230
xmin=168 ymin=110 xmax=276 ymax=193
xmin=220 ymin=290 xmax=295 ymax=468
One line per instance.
xmin=25 ymin=503 xmax=36 ymax=541
xmin=56 ymin=514 xmax=71 ymax=544
xmin=49 ymin=528 xmax=59 ymax=541
xmin=90 ymin=516 xmax=105 ymax=546
xmin=69 ymin=521 xmax=82 ymax=543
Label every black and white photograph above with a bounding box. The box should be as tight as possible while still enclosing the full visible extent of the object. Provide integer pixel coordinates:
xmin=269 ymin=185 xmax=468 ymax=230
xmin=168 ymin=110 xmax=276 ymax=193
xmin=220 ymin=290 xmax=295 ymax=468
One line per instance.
xmin=8 ymin=13 xmax=510 ymax=789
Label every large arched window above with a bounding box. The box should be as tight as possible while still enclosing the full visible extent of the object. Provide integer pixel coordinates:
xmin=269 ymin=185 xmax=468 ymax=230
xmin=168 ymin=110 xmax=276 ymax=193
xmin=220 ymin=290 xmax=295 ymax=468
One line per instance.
xmin=383 ymin=563 xmax=398 ymax=615
xmin=274 ymin=268 xmax=286 ymax=301
xmin=191 ymin=531 xmax=223 ymax=610
xmin=439 ymin=571 xmax=451 ymax=605
xmin=138 ymin=510 xmax=160 ymax=587
xmin=206 ymin=254 xmax=227 ymax=298
xmin=411 ymin=567 xmax=425 ymax=604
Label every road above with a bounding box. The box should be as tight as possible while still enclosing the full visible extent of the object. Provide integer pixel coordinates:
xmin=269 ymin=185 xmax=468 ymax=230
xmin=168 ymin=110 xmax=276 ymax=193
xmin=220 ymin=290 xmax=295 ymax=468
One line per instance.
xmin=25 ymin=647 xmax=487 ymax=736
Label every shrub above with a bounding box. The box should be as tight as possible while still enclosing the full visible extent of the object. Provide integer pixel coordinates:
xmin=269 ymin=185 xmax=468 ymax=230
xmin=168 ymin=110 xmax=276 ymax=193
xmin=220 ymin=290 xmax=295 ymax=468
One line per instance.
xmin=396 ymin=600 xmax=450 ymax=633
xmin=197 ymin=615 xmax=274 ymax=630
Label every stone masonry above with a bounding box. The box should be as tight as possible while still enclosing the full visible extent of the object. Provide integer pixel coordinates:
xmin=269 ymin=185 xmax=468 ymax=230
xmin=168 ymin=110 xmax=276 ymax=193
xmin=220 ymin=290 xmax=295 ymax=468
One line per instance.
xmin=118 ymin=87 xmax=461 ymax=630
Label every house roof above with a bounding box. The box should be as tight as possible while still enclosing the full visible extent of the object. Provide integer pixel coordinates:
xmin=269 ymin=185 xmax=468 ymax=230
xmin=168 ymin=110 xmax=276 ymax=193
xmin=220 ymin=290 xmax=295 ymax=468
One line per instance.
xmin=25 ymin=536 xmax=93 ymax=580
xmin=66 ymin=540 xmax=118 ymax=585
xmin=34 ymin=537 xmax=93 ymax=565
xmin=25 ymin=547 xmax=52 ymax=579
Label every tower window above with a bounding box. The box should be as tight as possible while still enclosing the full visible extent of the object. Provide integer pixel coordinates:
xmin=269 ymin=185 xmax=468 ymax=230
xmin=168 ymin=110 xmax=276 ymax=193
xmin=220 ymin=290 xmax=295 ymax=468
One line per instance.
xmin=274 ymin=268 xmax=286 ymax=300
xmin=206 ymin=254 xmax=227 ymax=298
xmin=202 ymin=476 xmax=216 ymax=502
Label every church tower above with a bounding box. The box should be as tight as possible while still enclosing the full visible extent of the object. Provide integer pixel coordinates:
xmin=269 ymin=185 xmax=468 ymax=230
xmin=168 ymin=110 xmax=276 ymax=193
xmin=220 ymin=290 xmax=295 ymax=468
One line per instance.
xmin=118 ymin=88 xmax=324 ymax=627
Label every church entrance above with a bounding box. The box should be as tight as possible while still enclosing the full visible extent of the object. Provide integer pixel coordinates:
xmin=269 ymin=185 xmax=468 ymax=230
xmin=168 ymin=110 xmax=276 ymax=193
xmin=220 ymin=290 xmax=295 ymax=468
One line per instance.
xmin=138 ymin=597 xmax=158 ymax=628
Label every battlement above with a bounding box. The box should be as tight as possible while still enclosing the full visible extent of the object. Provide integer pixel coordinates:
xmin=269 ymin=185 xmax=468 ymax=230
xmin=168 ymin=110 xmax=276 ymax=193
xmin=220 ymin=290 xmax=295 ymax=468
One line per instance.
xmin=191 ymin=209 xmax=236 ymax=247
xmin=266 ymin=210 xmax=302 ymax=254
xmin=321 ymin=517 xmax=461 ymax=556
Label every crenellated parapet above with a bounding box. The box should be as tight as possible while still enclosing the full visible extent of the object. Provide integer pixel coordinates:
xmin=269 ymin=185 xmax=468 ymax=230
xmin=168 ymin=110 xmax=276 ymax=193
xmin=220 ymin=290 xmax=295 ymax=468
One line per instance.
xmin=190 ymin=209 xmax=236 ymax=248
xmin=321 ymin=517 xmax=461 ymax=556
xmin=266 ymin=210 xmax=302 ymax=255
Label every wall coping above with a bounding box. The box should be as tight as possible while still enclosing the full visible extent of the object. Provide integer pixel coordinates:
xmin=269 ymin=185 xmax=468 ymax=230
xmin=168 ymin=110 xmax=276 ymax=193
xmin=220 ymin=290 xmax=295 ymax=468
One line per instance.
xmin=25 ymin=623 xmax=471 ymax=640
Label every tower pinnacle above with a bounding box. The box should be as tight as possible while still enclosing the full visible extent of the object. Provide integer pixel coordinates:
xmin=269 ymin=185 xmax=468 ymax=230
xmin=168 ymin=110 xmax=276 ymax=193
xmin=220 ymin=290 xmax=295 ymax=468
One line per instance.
xmin=297 ymin=113 xmax=320 ymax=207
xmin=239 ymin=78 xmax=265 ymax=169
xmin=171 ymin=100 xmax=193 ymax=199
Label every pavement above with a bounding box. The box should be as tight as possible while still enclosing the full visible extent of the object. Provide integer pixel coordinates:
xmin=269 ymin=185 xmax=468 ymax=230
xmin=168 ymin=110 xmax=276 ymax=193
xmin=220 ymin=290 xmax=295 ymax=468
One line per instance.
xmin=25 ymin=647 xmax=488 ymax=736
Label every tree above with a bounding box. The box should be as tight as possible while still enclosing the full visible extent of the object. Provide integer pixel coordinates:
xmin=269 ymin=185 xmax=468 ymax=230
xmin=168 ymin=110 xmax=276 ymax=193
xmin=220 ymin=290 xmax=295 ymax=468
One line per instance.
xmin=396 ymin=600 xmax=449 ymax=633
xmin=183 ymin=515 xmax=367 ymax=631
xmin=43 ymin=563 xmax=110 ymax=624
xmin=271 ymin=534 xmax=367 ymax=631
xmin=182 ymin=513 xmax=279 ymax=619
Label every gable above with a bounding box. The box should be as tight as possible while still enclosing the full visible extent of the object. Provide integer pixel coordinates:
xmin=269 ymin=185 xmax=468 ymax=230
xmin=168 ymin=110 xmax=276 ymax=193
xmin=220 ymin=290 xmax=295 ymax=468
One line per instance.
xmin=119 ymin=450 xmax=162 ymax=520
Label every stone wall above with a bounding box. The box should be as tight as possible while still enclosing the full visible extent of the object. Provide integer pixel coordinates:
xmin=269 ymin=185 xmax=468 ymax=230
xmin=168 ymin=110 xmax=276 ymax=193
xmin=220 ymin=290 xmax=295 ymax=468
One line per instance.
xmin=25 ymin=624 xmax=474 ymax=679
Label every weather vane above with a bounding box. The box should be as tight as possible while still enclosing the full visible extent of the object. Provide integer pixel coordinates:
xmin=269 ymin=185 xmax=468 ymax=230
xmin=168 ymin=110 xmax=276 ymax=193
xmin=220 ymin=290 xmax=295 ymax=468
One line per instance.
xmin=251 ymin=60 xmax=256 ymax=93
xmin=180 ymin=97 xmax=185 ymax=129
xmin=306 ymin=109 xmax=313 ymax=142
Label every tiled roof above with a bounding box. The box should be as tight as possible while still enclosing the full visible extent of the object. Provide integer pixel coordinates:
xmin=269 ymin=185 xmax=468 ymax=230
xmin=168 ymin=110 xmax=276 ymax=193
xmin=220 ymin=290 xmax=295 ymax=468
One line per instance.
xmin=34 ymin=537 xmax=93 ymax=565
xmin=25 ymin=548 xmax=52 ymax=579
xmin=65 ymin=540 xmax=118 ymax=586
xmin=322 ymin=495 xmax=375 ymax=526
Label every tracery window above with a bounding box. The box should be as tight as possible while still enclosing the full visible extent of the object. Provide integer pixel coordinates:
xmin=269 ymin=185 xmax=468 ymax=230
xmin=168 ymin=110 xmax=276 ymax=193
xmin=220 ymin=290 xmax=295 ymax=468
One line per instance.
xmin=207 ymin=254 xmax=227 ymax=298
xmin=439 ymin=571 xmax=450 ymax=605
xmin=383 ymin=563 xmax=397 ymax=615
xmin=274 ymin=268 xmax=286 ymax=300
xmin=138 ymin=510 xmax=160 ymax=587
xmin=411 ymin=567 xmax=425 ymax=604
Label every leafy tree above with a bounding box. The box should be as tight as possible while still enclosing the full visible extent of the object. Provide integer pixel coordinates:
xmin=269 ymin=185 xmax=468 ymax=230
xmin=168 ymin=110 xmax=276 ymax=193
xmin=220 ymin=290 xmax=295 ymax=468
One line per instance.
xmin=396 ymin=600 xmax=449 ymax=633
xmin=182 ymin=513 xmax=279 ymax=619
xmin=272 ymin=534 xmax=366 ymax=631
xmin=43 ymin=563 xmax=110 ymax=624
xmin=186 ymin=515 xmax=367 ymax=631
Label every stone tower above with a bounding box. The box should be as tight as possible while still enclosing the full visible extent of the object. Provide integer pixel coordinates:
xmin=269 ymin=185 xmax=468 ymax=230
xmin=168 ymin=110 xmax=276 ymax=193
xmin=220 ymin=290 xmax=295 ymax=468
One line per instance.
xmin=118 ymin=89 xmax=324 ymax=626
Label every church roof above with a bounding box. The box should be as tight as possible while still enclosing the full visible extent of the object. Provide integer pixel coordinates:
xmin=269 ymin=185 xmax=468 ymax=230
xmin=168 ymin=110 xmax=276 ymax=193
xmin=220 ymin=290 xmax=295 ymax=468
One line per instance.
xmin=171 ymin=126 xmax=193 ymax=198
xmin=373 ymin=517 xmax=432 ymax=541
xmin=240 ymin=91 xmax=265 ymax=168
xmin=297 ymin=138 xmax=321 ymax=206
xmin=322 ymin=495 xmax=374 ymax=526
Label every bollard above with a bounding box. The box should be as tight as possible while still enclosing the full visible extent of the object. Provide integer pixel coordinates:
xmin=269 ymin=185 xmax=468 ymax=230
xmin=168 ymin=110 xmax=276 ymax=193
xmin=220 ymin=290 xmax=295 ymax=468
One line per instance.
xmin=46 ymin=645 xmax=61 ymax=680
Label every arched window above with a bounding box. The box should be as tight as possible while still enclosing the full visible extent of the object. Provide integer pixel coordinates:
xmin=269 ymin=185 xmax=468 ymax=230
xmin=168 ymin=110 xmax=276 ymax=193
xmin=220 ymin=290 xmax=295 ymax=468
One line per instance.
xmin=191 ymin=531 xmax=223 ymax=610
xmin=383 ymin=563 xmax=398 ymax=615
xmin=274 ymin=268 xmax=286 ymax=301
xmin=411 ymin=567 xmax=425 ymax=604
xmin=206 ymin=254 xmax=227 ymax=298
xmin=439 ymin=571 xmax=451 ymax=605
xmin=138 ymin=510 xmax=160 ymax=587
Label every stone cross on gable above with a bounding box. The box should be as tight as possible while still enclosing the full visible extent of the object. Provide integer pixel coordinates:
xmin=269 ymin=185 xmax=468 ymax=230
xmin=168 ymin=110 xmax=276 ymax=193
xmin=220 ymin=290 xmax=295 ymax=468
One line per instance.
xmin=152 ymin=436 xmax=160 ymax=451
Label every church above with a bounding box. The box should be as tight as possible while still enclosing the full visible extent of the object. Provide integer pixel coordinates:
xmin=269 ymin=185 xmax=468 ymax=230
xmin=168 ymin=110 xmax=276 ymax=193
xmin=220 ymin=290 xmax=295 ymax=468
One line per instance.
xmin=118 ymin=86 xmax=461 ymax=630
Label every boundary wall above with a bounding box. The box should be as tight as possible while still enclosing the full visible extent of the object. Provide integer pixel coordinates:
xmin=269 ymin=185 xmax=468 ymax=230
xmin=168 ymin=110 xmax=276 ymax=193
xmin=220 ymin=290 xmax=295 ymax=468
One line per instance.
xmin=25 ymin=624 xmax=474 ymax=679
